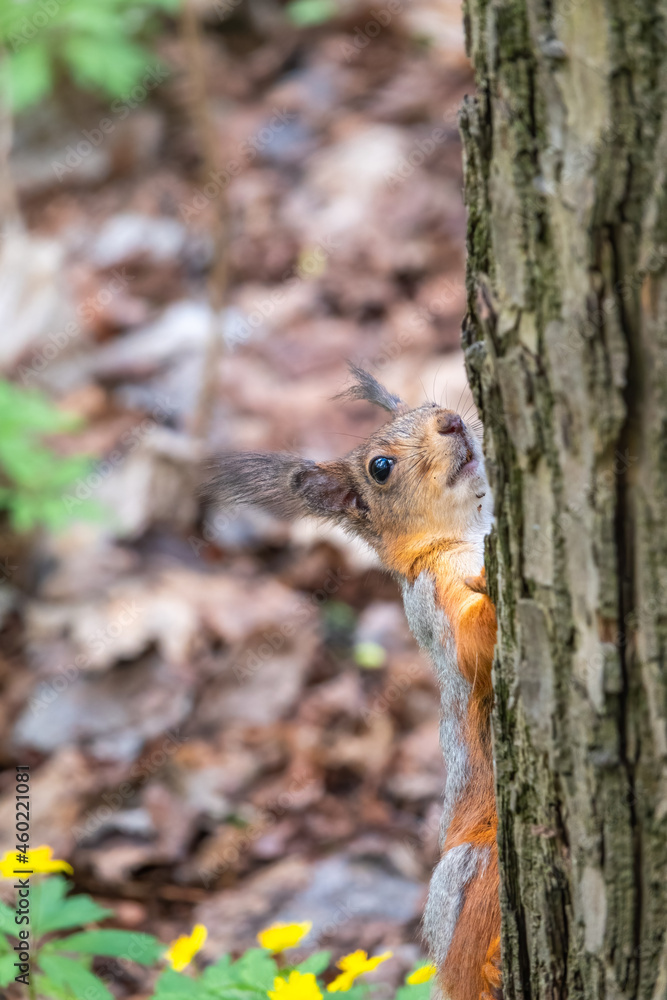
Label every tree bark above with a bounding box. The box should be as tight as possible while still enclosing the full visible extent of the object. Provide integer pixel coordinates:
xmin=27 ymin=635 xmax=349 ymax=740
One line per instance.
xmin=460 ymin=2 xmax=667 ymax=998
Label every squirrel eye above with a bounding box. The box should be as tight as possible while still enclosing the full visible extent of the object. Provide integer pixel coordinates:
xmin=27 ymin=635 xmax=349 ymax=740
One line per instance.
xmin=369 ymin=456 xmax=395 ymax=484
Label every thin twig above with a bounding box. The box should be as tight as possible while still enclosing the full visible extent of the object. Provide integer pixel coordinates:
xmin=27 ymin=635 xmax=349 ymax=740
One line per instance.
xmin=180 ymin=1 xmax=229 ymax=440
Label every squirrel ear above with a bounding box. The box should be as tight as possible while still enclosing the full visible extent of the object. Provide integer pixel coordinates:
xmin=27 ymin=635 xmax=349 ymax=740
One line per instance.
xmin=295 ymin=461 xmax=368 ymax=519
xmin=201 ymin=453 xmax=315 ymax=520
xmin=201 ymin=453 xmax=366 ymax=523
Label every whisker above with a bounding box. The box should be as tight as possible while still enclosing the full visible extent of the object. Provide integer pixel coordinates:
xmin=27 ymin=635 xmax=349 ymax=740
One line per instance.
xmin=324 ymin=432 xmax=370 ymax=442
xmin=401 ymin=453 xmax=428 ymax=472
xmin=432 ymin=363 xmax=443 ymax=404
xmin=400 ymin=454 xmax=430 ymax=482
xmin=440 ymin=381 xmax=449 ymax=409
xmin=418 ymin=375 xmax=432 ymax=406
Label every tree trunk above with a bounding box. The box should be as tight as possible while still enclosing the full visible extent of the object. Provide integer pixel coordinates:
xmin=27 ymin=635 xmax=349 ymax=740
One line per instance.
xmin=460 ymin=2 xmax=667 ymax=998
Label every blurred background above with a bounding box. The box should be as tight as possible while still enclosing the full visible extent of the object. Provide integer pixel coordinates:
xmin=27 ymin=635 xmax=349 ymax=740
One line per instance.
xmin=0 ymin=0 xmax=476 ymax=994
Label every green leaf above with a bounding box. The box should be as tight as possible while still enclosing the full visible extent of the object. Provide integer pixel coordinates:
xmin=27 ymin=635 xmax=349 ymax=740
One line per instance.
xmin=201 ymin=962 xmax=269 ymax=998
xmin=47 ymin=928 xmax=165 ymax=965
xmin=59 ymin=7 xmax=131 ymax=35
xmin=395 ymin=983 xmax=433 ymax=1000
xmin=1 ymin=0 xmax=179 ymax=110
xmin=234 ymin=948 xmax=278 ymax=990
xmin=38 ymin=953 xmax=114 ymax=1000
xmin=0 ymin=382 xmax=78 ymax=432
xmin=332 ymin=986 xmax=370 ymax=1000
xmin=153 ymin=967 xmax=209 ymax=998
xmin=206 ymin=990 xmax=268 ymax=1000
xmin=0 ymin=953 xmax=17 ymax=988
xmin=285 ymin=0 xmax=337 ymax=26
xmin=0 ymin=902 xmax=17 ymax=936
xmin=7 ymin=41 xmax=52 ymax=111
xmin=32 ymin=877 xmax=113 ymax=936
xmin=33 ymin=975 xmax=73 ymax=1000
xmin=0 ymin=380 xmax=106 ymax=532
xmin=293 ymin=950 xmax=332 ymax=976
xmin=200 ymin=952 xmax=234 ymax=988
xmin=62 ymin=34 xmax=155 ymax=98
xmin=31 ymin=875 xmax=67 ymax=933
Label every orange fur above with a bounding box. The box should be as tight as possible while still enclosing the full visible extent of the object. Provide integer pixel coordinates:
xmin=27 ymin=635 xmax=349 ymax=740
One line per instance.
xmin=439 ymin=849 xmax=500 ymax=1000
xmin=440 ymin=569 xmax=500 ymax=1000
xmin=381 ymin=532 xmax=464 ymax=580
xmin=385 ymin=540 xmax=501 ymax=1000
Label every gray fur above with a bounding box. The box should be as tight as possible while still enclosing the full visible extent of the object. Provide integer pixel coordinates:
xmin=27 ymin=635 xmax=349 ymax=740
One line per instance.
xmin=336 ymin=363 xmax=404 ymax=413
xmin=402 ymin=573 xmax=471 ymax=842
xmin=423 ymin=842 xmax=481 ymax=965
xmin=402 ymin=572 xmax=484 ymax=972
xmin=200 ymin=452 xmax=311 ymax=520
xmin=201 ymin=453 xmax=366 ymax=523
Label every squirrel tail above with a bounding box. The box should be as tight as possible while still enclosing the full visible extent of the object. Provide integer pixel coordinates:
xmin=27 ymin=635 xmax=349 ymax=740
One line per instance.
xmin=437 ymin=840 xmax=502 ymax=1000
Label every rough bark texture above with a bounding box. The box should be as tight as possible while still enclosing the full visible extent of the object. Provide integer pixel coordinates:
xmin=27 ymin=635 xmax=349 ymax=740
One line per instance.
xmin=460 ymin=2 xmax=667 ymax=998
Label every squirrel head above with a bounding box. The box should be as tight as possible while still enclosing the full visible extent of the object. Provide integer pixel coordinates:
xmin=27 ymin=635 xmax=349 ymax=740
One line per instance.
xmin=203 ymin=366 xmax=492 ymax=575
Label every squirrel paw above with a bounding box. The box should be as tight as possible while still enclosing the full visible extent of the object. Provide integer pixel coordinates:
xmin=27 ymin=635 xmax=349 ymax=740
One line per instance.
xmin=465 ymin=567 xmax=488 ymax=595
xmin=479 ymin=936 xmax=502 ymax=1000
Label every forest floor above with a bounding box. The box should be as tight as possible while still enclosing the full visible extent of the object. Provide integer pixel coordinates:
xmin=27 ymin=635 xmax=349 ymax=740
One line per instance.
xmin=0 ymin=1 xmax=475 ymax=995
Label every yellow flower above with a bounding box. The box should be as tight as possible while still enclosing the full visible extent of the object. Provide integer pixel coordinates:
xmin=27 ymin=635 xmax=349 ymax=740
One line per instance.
xmin=164 ymin=924 xmax=207 ymax=972
xmin=327 ymin=950 xmax=393 ymax=992
xmin=0 ymin=846 xmax=73 ymax=878
xmin=258 ymin=921 xmax=312 ymax=953
xmin=269 ymin=970 xmax=323 ymax=1000
xmin=406 ymin=964 xmax=437 ymax=985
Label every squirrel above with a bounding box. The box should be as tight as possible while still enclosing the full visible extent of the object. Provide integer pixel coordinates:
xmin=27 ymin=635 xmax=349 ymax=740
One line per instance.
xmin=204 ymin=366 xmax=501 ymax=1000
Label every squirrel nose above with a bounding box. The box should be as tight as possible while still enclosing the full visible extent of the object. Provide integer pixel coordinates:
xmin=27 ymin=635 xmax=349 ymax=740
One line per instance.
xmin=437 ymin=412 xmax=464 ymax=436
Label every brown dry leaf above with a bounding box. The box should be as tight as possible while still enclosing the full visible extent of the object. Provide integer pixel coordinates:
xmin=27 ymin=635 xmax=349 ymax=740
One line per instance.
xmin=164 ymin=569 xmax=317 ymax=647
xmin=385 ymin=722 xmax=444 ymax=803
xmin=197 ymin=637 xmax=318 ymax=727
xmin=319 ymin=714 xmax=396 ymax=782
xmin=25 ymin=577 xmax=200 ymax=672
xmin=0 ymin=748 xmax=97 ymax=858
xmin=195 ymin=856 xmax=313 ymax=955
xmin=12 ymin=654 xmax=193 ymax=760
xmin=0 ymin=231 xmax=74 ymax=371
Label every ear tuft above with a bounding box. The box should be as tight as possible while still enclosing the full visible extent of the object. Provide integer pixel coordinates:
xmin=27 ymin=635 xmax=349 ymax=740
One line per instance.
xmin=336 ymin=362 xmax=403 ymax=413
